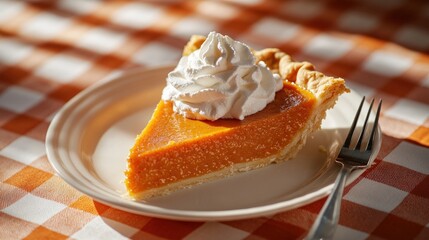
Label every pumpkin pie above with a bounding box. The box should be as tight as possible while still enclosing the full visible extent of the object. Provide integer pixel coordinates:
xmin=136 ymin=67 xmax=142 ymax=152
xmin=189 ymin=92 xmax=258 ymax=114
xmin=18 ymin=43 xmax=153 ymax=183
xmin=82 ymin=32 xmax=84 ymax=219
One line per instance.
xmin=125 ymin=35 xmax=349 ymax=200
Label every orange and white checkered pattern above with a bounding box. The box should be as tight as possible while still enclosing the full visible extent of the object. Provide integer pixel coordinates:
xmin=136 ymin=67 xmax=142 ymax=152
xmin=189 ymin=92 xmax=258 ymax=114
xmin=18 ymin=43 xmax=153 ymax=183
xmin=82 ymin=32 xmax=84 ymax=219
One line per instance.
xmin=1 ymin=0 xmax=429 ymax=239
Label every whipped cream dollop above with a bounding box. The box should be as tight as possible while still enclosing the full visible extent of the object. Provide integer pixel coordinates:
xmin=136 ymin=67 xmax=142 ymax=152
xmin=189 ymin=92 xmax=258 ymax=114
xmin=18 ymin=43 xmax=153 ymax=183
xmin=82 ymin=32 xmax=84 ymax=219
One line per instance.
xmin=162 ymin=32 xmax=283 ymax=121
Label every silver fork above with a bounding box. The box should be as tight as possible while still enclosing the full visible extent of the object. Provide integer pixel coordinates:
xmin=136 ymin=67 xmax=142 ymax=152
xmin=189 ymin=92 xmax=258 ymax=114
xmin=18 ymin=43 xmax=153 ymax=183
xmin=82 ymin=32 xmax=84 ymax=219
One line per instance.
xmin=306 ymin=97 xmax=382 ymax=240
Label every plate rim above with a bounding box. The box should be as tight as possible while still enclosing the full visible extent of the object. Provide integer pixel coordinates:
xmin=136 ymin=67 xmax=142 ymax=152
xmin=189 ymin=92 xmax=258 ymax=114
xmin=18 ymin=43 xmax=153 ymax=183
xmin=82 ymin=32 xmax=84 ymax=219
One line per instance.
xmin=45 ymin=65 xmax=381 ymax=221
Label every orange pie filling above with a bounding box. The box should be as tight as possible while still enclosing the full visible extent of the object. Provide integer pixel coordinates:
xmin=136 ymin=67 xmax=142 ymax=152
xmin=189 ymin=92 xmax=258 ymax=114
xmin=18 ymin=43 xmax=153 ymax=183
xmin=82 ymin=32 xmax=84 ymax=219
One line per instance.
xmin=125 ymin=82 xmax=315 ymax=196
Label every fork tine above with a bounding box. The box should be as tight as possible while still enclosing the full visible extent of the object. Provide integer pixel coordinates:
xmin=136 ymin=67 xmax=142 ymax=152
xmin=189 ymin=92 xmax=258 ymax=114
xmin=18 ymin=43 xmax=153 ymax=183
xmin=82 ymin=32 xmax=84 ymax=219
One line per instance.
xmin=343 ymin=96 xmax=365 ymax=148
xmin=355 ymin=99 xmax=374 ymax=150
xmin=366 ymin=99 xmax=382 ymax=151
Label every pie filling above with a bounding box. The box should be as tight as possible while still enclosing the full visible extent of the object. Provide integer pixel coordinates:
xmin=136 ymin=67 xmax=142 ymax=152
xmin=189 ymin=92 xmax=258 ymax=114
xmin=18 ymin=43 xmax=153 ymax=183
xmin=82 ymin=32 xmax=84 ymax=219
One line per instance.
xmin=125 ymin=82 xmax=315 ymax=195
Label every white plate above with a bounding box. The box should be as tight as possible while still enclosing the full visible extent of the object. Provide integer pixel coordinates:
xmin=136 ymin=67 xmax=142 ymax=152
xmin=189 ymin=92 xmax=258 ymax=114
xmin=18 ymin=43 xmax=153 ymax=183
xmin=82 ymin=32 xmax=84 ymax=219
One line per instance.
xmin=46 ymin=66 xmax=381 ymax=221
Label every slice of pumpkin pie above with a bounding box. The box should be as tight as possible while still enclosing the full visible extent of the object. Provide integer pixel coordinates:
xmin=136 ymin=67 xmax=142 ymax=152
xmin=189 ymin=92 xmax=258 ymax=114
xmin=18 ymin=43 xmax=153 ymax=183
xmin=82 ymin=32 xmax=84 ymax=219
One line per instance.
xmin=125 ymin=32 xmax=349 ymax=200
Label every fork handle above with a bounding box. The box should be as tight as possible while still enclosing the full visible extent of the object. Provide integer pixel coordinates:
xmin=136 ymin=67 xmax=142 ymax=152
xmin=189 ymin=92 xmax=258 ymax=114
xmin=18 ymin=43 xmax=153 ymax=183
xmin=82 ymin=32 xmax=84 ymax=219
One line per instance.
xmin=306 ymin=165 xmax=352 ymax=240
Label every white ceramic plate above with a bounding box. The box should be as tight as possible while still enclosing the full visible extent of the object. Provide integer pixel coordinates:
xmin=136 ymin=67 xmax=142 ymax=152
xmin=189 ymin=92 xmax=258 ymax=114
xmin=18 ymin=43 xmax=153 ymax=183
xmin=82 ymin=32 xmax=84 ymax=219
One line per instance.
xmin=46 ymin=66 xmax=381 ymax=221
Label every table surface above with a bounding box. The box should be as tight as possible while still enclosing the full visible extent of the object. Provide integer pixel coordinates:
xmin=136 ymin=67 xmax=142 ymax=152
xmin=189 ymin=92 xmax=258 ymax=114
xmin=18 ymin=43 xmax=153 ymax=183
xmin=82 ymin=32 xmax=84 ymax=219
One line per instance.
xmin=1 ymin=0 xmax=429 ymax=239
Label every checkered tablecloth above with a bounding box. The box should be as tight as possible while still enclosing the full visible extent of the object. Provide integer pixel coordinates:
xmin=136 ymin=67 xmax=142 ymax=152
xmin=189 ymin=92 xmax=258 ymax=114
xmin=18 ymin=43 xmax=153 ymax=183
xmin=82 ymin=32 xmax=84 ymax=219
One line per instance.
xmin=1 ymin=0 xmax=429 ymax=239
